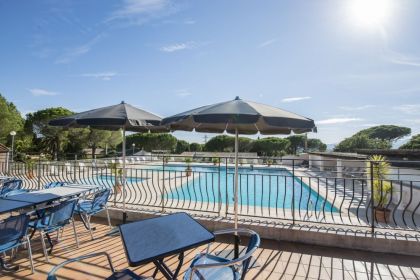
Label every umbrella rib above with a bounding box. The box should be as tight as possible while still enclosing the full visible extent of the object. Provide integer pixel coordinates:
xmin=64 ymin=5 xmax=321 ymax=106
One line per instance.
xmin=254 ymin=123 xmax=259 ymax=132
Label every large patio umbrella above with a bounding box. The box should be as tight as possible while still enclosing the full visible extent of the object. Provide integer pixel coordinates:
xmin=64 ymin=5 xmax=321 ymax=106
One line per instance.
xmin=49 ymin=101 xmax=166 ymax=223
xmin=162 ymin=96 xmax=316 ymax=256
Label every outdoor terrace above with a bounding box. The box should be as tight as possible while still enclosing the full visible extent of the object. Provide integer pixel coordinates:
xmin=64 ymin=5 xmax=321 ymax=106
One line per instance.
xmin=1 ymin=217 xmax=420 ymax=280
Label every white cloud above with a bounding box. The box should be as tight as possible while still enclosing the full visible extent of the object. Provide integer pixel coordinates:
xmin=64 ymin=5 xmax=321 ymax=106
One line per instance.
xmin=160 ymin=41 xmax=196 ymax=52
xmin=184 ymin=19 xmax=196 ymax=25
xmin=107 ymin=0 xmax=175 ymax=25
xmin=175 ymin=89 xmax=192 ymax=97
xmin=393 ymin=104 xmax=420 ymax=115
xmin=28 ymin=88 xmax=59 ymax=97
xmin=281 ymin=96 xmax=311 ymax=103
xmin=55 ymin=34 xmax=105 ymax=64
xmin=338 ymin=105 xmax=376 ymax=111
xmin=257 ymin=38 xmax=278 ymax=48
xmin=80 ymin=72 xmax=118 ymax=81
xmin=317 ymin=118 xmax=362 ymax=125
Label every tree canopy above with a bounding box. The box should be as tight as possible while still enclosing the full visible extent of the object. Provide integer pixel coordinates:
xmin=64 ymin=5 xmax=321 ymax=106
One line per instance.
xmin=189 ymin=143 xmax=203 ymax=152
xmin=25 ymin=107 xmax=73 ymax=159
xmin=250 ymin=137 xmax=290 ymax=156
xmin=286 ymin=135 xmax=306 ymax=155
xmin=125 ymin=133 xmax=177 ymax=152
xmin=175 ymin=140 xmax=190 ymax=154
xmin=307 ymin=138 xmax=327 ymax=152
xmin=334 ymin=125 xmax=410 ymax=153
xmin=0 ymin=94 xmax=24 ymax=144
xmin=354 ymin=125 xmax=411 ymax=142
xmin=334 ymin=134 xmax=391 ymax=153
xmin=399 ymin=134 xmax=420 ymax=150
xmin=203 ymin=135 xmax=254 ymax=152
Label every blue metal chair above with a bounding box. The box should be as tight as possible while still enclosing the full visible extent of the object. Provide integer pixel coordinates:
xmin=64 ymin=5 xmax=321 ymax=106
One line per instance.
xmin=0 ymin=214 xmax=34 ymax=273
xmin=1 ymin=189 xmax=29 ymax=197
xmin=0 ymin=179 xmax=23 ymax=197
xmin=74 ymin=189 xmax=112 ymax=240
xmin=47 ymin=252 xmax=149 ymax=280
xmin=43 ymin=181 xmax=68 ymax=189
xmin=184 ymin=229 xmax=260 ymax=280
xmin=29 ymin=199 xmax=79 ymax=262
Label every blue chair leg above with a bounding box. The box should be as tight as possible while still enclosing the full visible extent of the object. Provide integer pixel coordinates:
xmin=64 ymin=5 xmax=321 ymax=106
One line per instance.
xmin=26 ymin=236 xmax=34 ymax=274
xmin=72 ymin=218 xmax=79 ymax=248
xmin=40 ymin=231 xmax=49 ymax=263
xmin=105 ymin=206 xmax=112 ymax=229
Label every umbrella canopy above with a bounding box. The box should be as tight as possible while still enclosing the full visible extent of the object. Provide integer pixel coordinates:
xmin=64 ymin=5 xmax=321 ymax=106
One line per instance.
xmin=49 ymin=101 xmax=165 ymax=132
xmin=162 ymin=96 xmax=316 ymax=257
xmin=161 ymin=96 xmax=316 ymax=134
xmin=49 ymin=101 xmax=166 ymax=224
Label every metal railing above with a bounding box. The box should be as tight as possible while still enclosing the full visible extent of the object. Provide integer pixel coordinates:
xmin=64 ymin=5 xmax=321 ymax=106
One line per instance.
xmin=1 ymin=155 xmax=420 ymax=235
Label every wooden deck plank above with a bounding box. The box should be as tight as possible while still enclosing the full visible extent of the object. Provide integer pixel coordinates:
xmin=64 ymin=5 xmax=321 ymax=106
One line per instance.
xmin=1 ymin=218 xmax=420 ymax=280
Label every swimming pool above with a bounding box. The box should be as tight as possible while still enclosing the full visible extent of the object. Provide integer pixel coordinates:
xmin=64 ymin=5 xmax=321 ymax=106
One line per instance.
xmin=160 ymin=165 xmax=338 ymax=212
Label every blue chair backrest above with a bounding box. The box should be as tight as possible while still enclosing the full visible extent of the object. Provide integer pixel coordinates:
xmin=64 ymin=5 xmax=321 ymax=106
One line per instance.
xmin=0 ymin=214 xmax=29 ymax=250
xmin=92 ymin=189 xmax=111 ymax=210
xmin=241 ymin=233 xmax=260 ymax=280
xmin=44 ymin=181 xmax=67 ymax=189
xmin=2 ymin=189 xmax=29 ymax=198
xmin=0 ymin=179 xmax=23 ymax=195
xmin=45 ymin=200 xmax=77 ymax=227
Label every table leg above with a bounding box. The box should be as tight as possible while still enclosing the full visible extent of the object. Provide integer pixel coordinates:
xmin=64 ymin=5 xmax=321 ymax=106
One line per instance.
xmin=46 ymin=233 xmax=54 ymax=254
xmin=173 ymin=252 xmax=185 ymax=279
xmin=152 ymin=267 xmax=159 ymax=278
xmin=152 ymin=252 xmax=185 ymax=280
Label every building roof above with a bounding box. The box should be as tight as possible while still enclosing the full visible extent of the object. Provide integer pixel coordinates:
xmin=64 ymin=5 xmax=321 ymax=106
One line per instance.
xmin=0 ymin=143 xmax=9 ymax=153
xmin=357 ymin=149 xmax=420 ymax=157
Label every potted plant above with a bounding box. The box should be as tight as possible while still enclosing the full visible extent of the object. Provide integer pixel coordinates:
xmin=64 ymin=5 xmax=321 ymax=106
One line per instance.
xmin=185 ymin=158 xmax=192 ymax=177
xmin=368 ymin=155 xmax=392 ymax=223
xmin=110 ymin=162 xmax=123 ymax=194
xmin=266 ymin=159 xmax=273 ymax=167
xmin=212 ymin=158 xmax=220 ymax=166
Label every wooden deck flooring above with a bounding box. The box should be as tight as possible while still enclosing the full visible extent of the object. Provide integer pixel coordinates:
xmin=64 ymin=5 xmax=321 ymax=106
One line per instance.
xmin=1 ymin=218 xmax=420 ymax=280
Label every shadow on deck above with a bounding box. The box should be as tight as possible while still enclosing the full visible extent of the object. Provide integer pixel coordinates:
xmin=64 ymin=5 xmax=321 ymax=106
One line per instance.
xmin=1 ymin=217 xmax=420 ymax=280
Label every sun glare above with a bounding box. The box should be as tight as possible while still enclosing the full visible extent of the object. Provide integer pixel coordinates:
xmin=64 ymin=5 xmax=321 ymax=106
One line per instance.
xmin=347 ymin=0 xmax=392 ymax=29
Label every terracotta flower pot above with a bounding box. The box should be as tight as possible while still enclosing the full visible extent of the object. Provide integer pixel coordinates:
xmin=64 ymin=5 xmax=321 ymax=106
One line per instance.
xmin=374 ymin=207 xmax=391 ymax=223
xmin=186 ymin=169 xmax=192 ymax=177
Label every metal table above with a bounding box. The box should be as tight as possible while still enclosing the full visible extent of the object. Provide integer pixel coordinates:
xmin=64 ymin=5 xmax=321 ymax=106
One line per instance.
xmin=4 ymin=186 xmax=87 ymax=204
xmin=119 ymin=213 xmax=214 ymax=280
xmin=0 ymin=199 xmax=33 ymax=215
xmin=0 ymin=184 xmax=108 ymax=271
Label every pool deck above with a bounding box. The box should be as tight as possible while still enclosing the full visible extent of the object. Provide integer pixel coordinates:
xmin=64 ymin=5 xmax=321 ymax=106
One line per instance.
xmin=1 ymin=217 xmax=420 ymax=280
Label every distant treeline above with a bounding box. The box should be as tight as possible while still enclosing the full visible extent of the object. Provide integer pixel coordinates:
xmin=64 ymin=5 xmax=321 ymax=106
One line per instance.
xmin=124 ymin=133 xmax=327 ymax=157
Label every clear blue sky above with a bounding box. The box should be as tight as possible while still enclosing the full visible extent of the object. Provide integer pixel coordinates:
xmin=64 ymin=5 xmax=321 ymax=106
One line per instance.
xmin=1 ymin=0 xmax=420 ymax=145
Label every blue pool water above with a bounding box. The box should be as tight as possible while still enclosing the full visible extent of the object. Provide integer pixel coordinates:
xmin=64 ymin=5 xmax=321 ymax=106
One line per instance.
xmin=160 ymin=165 xmax=338 ymax=212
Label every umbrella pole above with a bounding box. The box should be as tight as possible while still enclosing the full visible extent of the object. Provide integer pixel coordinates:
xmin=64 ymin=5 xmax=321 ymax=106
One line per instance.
xmin=122 ymin=126 xmax=127 ymax=224
xmin=234 ymin=128 xmax=239 ymax=258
